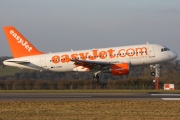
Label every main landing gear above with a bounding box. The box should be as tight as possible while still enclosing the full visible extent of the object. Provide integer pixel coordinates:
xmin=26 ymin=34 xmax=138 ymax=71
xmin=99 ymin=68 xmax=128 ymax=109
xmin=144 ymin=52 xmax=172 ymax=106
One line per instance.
xmin=93 ymin=75 xmax=99 ymax=83
xmin=93 ymin=71 xmax=101 ymax=83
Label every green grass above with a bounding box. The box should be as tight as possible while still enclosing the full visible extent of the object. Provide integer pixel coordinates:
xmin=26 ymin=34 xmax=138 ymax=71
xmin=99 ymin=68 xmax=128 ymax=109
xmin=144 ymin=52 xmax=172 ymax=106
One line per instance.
xmin=0 ymin=89 xmax=180 ymax=93
xmin=0 ymin=66 xmax=22 ymax=76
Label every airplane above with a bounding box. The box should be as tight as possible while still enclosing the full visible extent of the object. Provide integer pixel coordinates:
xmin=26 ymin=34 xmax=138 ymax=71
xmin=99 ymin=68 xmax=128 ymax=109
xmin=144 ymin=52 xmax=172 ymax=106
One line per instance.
xmin=3 ymin=26 xmax=178 ymax=83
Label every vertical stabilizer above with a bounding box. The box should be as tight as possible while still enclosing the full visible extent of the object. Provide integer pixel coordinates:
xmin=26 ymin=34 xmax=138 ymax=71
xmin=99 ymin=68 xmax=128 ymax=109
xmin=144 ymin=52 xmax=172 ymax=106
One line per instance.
xmin=4 ymin=26 xmax=44 ymax=58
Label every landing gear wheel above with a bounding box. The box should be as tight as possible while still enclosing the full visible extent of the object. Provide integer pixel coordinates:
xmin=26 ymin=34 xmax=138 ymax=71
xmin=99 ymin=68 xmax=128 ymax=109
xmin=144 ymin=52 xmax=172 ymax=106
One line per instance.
xmin=151 ymin=72 xmax=155 ymax=76
xmin=93 ymin=75 xmax=99 ymax=83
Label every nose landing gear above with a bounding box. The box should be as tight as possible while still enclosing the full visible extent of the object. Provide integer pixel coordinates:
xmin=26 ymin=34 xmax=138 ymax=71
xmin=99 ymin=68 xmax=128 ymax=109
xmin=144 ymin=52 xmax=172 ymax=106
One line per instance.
xmin=151 ymin=72 xmax=155 ymax=76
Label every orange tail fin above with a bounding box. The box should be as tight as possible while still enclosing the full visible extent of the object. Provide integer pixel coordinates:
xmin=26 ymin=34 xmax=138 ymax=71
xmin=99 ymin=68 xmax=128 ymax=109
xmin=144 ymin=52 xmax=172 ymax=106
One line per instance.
xmin=4 ymin=26 xmax=44 ymax=58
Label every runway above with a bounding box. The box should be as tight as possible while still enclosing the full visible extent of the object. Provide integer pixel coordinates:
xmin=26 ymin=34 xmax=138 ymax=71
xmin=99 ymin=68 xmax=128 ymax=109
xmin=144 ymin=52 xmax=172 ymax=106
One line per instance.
xmin=0 ymin=93 xmax=180 ymax=101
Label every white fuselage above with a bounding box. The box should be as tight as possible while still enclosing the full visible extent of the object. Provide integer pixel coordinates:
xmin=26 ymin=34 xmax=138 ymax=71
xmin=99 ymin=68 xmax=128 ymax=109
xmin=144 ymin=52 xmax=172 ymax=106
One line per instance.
xmin=4 ymin=44 xmax=178 ymax=72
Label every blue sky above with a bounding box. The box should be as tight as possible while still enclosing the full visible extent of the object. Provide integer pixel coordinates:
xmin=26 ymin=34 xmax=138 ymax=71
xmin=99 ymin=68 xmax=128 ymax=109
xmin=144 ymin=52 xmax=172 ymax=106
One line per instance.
xmin=0 ymin=0 xmax=180 ymax=58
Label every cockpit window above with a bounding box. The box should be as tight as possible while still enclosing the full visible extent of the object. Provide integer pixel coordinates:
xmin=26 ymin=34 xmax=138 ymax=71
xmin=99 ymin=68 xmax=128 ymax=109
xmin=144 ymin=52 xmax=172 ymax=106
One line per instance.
xmin=161 ymin=47 xmax=170 ymax=52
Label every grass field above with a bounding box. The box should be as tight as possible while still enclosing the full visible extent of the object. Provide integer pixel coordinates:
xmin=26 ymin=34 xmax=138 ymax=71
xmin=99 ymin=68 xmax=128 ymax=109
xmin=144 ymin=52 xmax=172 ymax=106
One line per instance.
xmin=0 ymin=90 xmax=180 ymax=120
xmin=0 ymin=66 xmax=21 ymax=76
xmin=0 ymin=101 xmax=180 ymax=120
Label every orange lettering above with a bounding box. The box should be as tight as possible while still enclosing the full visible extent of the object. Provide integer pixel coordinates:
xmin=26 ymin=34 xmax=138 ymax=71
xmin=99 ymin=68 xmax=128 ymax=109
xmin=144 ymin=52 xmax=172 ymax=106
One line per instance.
xmin=136 ymin=47 xmax=148 ymax=56
xmin=61 ymin=54 xmax=70 ymax=63
xmin=107 ymin=49 xmax=115 ymax=58
xmin=51 ymin=47 xmax=148 ymax=64
xmin=99 ymin=51 xmax=107 ymax=59
xmin=126 ymin=48 xmax=135 ymax=57
xmin=88 ymin=50 xmax=98 ymax=60
xmin=79 ymin=52 xmax=89 ymax=60
xmin=71 ymin=54 xmax=78 ymax=60
xmin=51 ymin=55 xmax=60 ymax=64
xmin=118 ymin=49 xmax=126 ymax=57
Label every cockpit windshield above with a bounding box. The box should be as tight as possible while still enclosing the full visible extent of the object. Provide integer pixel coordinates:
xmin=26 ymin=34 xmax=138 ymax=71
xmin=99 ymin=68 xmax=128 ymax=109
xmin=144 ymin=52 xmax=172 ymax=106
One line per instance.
xmin=161 ymin=47 xmax=170 ymax=52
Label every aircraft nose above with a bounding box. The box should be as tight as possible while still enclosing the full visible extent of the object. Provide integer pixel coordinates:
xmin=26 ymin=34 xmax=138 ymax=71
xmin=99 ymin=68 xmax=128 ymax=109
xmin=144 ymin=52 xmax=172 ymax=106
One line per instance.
xmin=172 ymin=51 xmax=178 ymax=60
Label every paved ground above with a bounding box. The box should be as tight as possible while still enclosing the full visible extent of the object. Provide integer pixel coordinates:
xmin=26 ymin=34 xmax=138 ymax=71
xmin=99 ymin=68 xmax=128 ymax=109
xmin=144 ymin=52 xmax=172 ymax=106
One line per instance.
xmin=0 ymin=93 xmax=180 ymax=101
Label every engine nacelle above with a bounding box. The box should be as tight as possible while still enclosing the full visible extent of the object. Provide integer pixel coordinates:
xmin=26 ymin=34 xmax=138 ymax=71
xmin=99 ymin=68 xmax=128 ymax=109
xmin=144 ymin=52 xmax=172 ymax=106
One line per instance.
xmin=110 ymin=63 xmax=129 ymax=76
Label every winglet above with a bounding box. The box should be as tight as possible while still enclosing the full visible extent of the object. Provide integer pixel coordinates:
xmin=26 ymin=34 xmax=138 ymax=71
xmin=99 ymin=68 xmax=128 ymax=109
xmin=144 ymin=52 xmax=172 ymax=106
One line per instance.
xmin=3 ymin=26 xmax=44 ymax=58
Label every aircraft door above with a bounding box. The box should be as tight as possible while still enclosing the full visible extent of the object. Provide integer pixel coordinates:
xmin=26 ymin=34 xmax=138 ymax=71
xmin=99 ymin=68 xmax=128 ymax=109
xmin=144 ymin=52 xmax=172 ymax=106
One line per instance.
xmin=149 ymin=47 xmax=155 ymax=57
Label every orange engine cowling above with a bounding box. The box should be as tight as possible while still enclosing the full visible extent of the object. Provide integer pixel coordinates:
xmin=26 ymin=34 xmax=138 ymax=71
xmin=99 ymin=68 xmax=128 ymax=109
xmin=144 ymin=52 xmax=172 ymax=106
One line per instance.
xmin=110 ymin=63 xmax=129 ymax=76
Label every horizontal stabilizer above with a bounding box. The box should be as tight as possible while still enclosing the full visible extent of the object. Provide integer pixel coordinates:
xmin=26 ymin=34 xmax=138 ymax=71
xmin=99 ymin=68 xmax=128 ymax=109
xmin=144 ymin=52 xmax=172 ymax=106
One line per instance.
xmin=4 ymin=60 xmax=30 ymax=64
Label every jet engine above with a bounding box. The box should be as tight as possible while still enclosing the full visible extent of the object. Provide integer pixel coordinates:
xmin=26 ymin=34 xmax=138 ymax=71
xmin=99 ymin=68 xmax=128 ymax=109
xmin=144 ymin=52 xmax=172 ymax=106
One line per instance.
xmin=108 ymin=63 xmax=129 ymax=76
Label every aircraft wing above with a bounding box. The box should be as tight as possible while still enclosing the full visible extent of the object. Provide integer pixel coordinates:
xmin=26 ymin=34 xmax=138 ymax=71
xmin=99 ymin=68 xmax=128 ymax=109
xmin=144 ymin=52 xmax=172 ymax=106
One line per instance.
xmin=71 ymin=59 xmax=120 ymax=70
